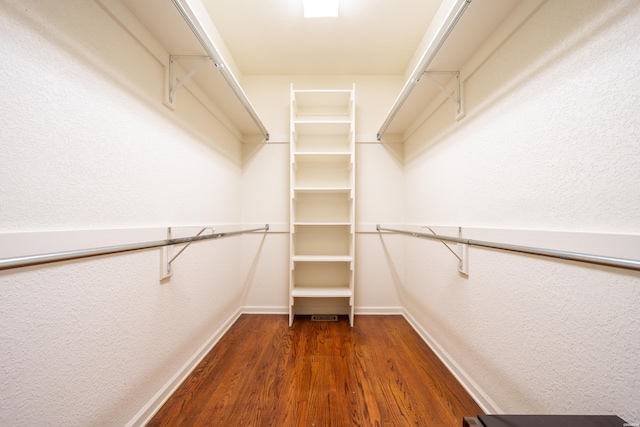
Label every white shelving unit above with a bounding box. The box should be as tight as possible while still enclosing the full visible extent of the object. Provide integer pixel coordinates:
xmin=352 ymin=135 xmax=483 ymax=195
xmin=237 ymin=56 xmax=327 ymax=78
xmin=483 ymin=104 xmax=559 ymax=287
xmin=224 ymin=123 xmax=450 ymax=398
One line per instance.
xmin=289 ymin=85 xmax=355 ymax=327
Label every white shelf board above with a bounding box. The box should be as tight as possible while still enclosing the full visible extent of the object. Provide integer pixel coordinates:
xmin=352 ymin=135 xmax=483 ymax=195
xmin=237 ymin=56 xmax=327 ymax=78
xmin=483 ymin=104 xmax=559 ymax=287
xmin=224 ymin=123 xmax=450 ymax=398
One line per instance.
xmin=293 ymin=187 xmax=352 ymax=194
xmin=291 ymin=286 xmax=353 ymax=298
xmin=293 ymin=119 xmax=352 ymax=125
xmin=292 ymin=255 xmax=352 ymax=262
xmin=293 ymin=89 xmax=352 ymax=96
xmin=293 ymin=222 xmax=352 ymax=226
xmin=294 ymin=152 xmax=351 ymax=162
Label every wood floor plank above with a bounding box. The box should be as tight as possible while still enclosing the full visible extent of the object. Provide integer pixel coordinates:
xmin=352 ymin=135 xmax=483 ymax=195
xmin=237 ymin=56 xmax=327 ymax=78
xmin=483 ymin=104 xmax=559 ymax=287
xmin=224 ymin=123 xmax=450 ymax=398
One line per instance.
xmin=148 ymin=314 xmax=483 ymax=426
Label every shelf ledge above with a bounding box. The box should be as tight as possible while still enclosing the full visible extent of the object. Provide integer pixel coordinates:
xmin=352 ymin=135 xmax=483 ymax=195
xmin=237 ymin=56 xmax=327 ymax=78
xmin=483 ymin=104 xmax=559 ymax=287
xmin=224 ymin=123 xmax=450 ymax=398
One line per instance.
xmin=293 ymin=222 xmax=352 ymax=226
xmin=291 ymin=286 xmax=353 ymax=298
xmin=293 ymin=187 xmax=352 ymax=194
xmin=292 ymin=255 xmax=352 ymax=262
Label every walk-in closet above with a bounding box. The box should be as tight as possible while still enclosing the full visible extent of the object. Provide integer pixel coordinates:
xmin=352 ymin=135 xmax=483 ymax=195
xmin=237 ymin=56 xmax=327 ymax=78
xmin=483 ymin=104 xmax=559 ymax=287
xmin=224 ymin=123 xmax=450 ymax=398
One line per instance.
xmin=1 ymin=0 xmax=639 ymax=426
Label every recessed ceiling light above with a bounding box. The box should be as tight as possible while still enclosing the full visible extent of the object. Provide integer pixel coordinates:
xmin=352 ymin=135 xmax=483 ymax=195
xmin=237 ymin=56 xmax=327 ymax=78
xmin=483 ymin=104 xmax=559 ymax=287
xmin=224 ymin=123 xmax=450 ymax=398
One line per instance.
xmin=303 ymin=0 xmax=339 ymax=17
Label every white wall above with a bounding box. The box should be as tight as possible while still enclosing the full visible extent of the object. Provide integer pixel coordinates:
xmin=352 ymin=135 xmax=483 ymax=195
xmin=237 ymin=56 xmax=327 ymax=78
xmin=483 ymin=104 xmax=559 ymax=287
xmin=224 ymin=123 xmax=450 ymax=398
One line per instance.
xmin=0 ymin=1 xmax=246 ymax=425
xmin=401 ymin=0 xmax=640 ymax=420
xmin=240 ymin=142 xmax=290 ymax=311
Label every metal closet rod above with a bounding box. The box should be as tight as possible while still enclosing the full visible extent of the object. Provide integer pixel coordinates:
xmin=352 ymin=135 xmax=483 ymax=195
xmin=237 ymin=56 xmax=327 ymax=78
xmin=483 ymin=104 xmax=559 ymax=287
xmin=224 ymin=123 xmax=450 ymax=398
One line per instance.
xmin=0 ymin=224 xmax=269 ymax=271
xmin=376 ymin=225 xmax=640 ymax=272
xmin=377 ymin=0 xmax=472 ymax=141
xmin=171 ymin=0 xmax=270 ymax=141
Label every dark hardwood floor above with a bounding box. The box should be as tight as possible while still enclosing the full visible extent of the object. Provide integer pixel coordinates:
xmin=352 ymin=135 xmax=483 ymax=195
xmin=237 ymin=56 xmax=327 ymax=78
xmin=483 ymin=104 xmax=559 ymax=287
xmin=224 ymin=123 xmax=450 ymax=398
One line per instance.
xmin=148 ymin=314 xmax=483 ymax=426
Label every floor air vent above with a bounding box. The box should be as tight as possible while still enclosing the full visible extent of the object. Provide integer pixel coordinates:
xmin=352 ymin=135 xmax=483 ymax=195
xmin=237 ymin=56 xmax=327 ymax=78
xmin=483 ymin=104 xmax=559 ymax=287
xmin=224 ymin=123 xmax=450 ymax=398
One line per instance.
xmin=312 ymin=315 xmax=338 ymax=322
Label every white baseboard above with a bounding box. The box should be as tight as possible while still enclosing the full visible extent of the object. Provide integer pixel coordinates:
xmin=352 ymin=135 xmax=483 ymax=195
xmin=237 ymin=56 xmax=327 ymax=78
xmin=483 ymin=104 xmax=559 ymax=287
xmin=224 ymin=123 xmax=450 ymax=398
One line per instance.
xmin=355 ymin=306 xmax=404 ymax=315
xmin=242 ymin=306 xmax=404 ymax=316
xmin=401 ymin=308 xmax=501 ymax=415
xmin=125 ymin=307 xmax=244 ymax=427
xmin=242 ymin=305 xmax=288 ymax=314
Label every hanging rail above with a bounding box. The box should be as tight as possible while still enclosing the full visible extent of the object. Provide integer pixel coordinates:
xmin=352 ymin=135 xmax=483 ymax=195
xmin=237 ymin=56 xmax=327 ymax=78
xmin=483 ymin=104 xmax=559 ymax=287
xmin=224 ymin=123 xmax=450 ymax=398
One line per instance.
xmin=0 ymin=224 xmax=269 ymax=271
xmin=376 ymin=225 xmax=640 ymax=272
xmin=377 ymin=0 xmax=472 ymax=141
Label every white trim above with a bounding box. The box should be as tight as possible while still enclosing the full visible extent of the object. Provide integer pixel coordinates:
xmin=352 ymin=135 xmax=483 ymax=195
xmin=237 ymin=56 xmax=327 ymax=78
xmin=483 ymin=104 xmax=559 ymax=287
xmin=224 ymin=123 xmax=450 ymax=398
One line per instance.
xmin=5 ymin=224 xmax=635 ymax=261
xmin=356 ymin=223 xmax=405 ymax=233
xmin=242 ymin=306 xmax=288 ymax=314
xmin=0 ymin=224 xmax=264 ymax=259
xmin=355 ymin=306 xmax=404 ymax=315
xmin=401 ymin=308 xmax=502 ymax=414
xmin=125 ymin=307 xmax=243 ymax=427
xmin=399 ymin=224 xmax=640 ymax=261
xmin=242 ymin=306 xmax=403 ymax=316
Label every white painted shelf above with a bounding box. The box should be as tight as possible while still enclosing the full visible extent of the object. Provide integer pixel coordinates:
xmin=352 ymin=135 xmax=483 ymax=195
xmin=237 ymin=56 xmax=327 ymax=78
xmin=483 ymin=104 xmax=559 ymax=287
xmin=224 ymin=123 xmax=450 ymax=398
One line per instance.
xmin=289 ymin=84 xmax=355 ymax=327
xmin=293 ymin=187 xmax=352 ymax=194
xmin=291 ymin=286 xmax=353 ymax=298
xmin=292 ymin=255 xmax=352 ymax=262
xmin=294 ymin=152 xmax=352 ymax=162
xmin=292 ymin=222 xmax=352 ymax=226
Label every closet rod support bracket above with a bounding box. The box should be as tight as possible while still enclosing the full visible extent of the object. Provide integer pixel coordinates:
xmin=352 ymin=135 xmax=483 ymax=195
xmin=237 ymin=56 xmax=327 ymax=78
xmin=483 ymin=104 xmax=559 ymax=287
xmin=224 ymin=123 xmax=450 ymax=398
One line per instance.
xmin=420 ymin=226 xmax=469 ymax=275
xmin=161 ymin=227 xmax=174 ymax=280
xmin=168 ymin=55 xmax=211 ymax=105
xmin=457 ymin=227 xmax=469 ymax=276
xmin=377 ymin=224 xmax=470 ymax=276
xmin=161 ymin=226 xmax=214 ymax=280
xmin=423 ymin=71 xmax=465 ymax=120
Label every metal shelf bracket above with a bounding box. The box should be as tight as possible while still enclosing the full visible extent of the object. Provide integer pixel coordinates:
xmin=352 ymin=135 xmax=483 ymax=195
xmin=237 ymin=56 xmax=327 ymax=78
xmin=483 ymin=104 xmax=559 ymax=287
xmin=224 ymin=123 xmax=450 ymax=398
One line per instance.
xmin=424 ymin=71 xmax=465 ymax=120
xmin=420 ymin=226 xmax=469 ymax=275
xmin=456 ymin=227 xmax=469 ymax=276
xmin=161 ymin=226 xmax=214 ymax=280
xmin=168 ymin=55 xmax=211 ymax=105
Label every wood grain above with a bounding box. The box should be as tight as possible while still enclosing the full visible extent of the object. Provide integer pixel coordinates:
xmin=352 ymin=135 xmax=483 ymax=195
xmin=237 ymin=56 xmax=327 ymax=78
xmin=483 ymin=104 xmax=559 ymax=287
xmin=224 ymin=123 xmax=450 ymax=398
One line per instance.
xmin=148 ymin=315 xmax=483 ymax=426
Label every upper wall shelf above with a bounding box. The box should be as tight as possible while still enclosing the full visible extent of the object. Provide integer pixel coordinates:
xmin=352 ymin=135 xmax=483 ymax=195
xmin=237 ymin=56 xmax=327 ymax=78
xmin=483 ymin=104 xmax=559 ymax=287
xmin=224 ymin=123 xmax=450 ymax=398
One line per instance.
xmin=376 ymin=0 xmax=471 ymax=141
xmin=376 ymin=0 xmax=524 ymax=141
xmin=111 ymin=0 xmax=269 ymax=142
xmin=170 ymin=0 xmax=269 ymax=140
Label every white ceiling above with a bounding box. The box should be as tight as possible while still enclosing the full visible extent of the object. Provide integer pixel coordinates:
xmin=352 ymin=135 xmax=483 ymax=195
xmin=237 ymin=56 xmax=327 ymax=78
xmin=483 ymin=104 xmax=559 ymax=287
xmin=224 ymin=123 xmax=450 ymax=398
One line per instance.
xmin=120 ymin=0 xmax=521 ymax=138
xmin=201 ymin=0 xmax=443 ymax=75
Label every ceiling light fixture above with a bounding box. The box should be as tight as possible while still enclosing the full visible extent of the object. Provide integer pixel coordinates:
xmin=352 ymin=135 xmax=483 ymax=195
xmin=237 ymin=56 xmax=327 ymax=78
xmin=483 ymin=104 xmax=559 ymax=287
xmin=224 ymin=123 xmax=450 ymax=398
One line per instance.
xmin=303 ymin=0 xmax=339 ymax=17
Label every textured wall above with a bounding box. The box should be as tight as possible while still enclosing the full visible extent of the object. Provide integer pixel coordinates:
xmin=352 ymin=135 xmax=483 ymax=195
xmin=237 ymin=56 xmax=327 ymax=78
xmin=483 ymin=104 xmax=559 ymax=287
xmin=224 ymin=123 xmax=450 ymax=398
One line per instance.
xmin=402 ymin=0 xmax=640 ymax=421
xmin=0 ymin=1 xmax=244 ymax=425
